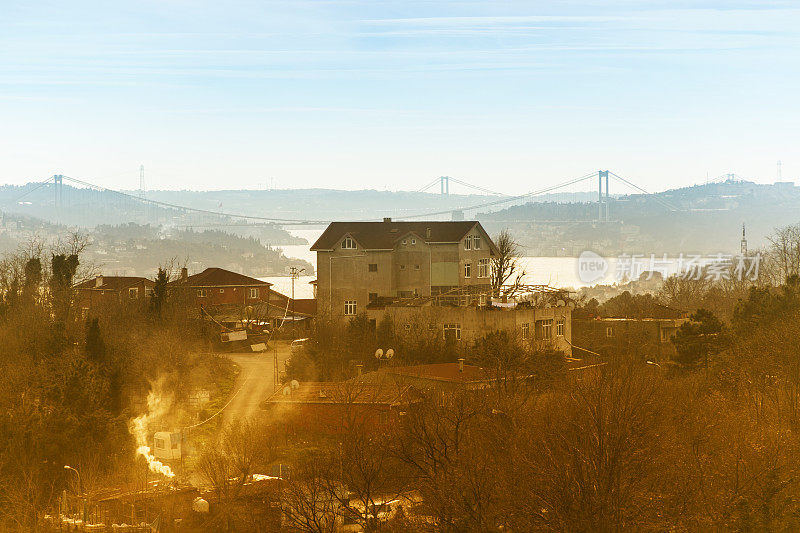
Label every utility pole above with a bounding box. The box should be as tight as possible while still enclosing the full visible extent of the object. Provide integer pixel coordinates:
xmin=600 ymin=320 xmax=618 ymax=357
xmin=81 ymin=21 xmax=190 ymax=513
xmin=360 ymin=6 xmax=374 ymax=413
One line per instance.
xmin=288 ymin=266 xmax=305 ymax=337
xmin=778 ymin=160 xmax=783 ymax=180
xmin=139 ymin=165 xmax=145 ymax=198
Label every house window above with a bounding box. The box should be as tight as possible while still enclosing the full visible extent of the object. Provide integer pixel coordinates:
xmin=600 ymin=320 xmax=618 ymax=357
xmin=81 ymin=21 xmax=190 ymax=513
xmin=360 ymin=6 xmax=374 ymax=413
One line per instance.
xmin=402 ymin=239 xmax=407 ymax=245
xmin=400 ymin=264 xmax=406 ymax=270
xmin=344 ymin=300 xmax=357 ymax=316
xmin=606 ymin=326 xmax=614 ymax=337
xmin=128 ymin=287 xmax=138 ymax=299
xmin=443 ymin=323 xmax=461 ymax=341
xmin=473 ymin=236 xmax=481 ymax=249
xmin=556 ymin=318 xmax=565 ymax=337
xmin=415 ymin=264 xmax=420 ymax=270
xmin=219 ymin=288 xmax=224 ymax=293
xmin=464 ymin=237 xmax=472 ymax=250
xmin=368 ymin=292 xmax=378 ymax=302
xmin=154 ymin=437 xmax=166 ymax=450
xmin=197 ymin=289 xmax=207 ymax=298
xmin=342 ymin=236 xmax=356 ymax=249
xmin=368 ymin=263 xmax=378 ymax=272
xmin=660 ymin=327 xmax=671 ymax=343
xmin=411 ymin=238 xmax=416 ymax=245
xmin=478 ymin=258 xmax=490 ymax=278
xmin=404 ymin=324 xmax=412 ymax=331
xmin=464 ymin=262 xmax=471 ymax=278
xmin=249 ymin=288 xmax=259 ymax=299
xmin=536 ymin=319 xmax=553 ymax=340
xmin=521 ymin=323 xmax=530 ymax=339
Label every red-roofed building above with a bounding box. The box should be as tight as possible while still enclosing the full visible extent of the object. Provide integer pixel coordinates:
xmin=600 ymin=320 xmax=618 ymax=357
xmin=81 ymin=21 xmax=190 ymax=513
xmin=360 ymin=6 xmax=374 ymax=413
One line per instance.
xmin=74 ymin=275 xmax=155 ymax=317
xmin=170 ymin=267 xmax=272 ymax=307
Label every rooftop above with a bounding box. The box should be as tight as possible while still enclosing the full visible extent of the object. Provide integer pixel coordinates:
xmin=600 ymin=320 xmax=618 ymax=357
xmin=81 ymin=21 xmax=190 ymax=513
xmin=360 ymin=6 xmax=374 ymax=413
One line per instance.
xmin=382 ymin=362 xmax=495 ymax=383
xmin=265 ymin=378 xmax=416 ymax=407
xmin=74 ymin=275 xmax=154 ymax=291
xmin=311 ymin=220 xmax=498 ymax=253
xmin=171 ymin=267 xmax=271 ymax=288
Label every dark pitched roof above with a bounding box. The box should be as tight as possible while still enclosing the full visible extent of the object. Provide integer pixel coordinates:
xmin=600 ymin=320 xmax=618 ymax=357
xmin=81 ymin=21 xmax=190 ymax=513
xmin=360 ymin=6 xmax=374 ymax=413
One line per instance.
xmin=171 ymin=268 xmax=271 ymax=288
xmin=311 ymin=220 xmax=497 ymax=252
xmin=74 ymin=276 xmax=154 ymax=291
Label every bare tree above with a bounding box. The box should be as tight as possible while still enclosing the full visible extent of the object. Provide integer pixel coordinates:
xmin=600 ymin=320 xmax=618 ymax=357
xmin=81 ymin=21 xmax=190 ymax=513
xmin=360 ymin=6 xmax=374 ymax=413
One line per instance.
xmin=491 ymin=229 xmax=526 ymax=297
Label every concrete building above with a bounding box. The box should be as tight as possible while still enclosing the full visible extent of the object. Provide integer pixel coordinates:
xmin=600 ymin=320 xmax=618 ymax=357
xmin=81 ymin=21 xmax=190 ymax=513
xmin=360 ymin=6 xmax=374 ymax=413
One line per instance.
xmin=370 ymin=302 xmax=573 ymax=353
xmin=311 ymin=219 xmax=498 ymax=318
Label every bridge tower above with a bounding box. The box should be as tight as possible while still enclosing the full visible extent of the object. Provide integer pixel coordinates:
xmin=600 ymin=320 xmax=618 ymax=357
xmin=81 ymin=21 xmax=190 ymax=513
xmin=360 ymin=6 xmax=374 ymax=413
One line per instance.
xmin=53 ymin=174 xmax=63 ymax=208
xmin=598 ymin=170 xmax=609 ymax=221
xmin=440 ymin=176 xmax=450 ymax=195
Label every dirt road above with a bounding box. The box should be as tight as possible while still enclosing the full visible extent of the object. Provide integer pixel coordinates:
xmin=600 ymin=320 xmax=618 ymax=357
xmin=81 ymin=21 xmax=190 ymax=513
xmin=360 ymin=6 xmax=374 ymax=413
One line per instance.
xmin=221 ymin=341 xmax=292 ymax=424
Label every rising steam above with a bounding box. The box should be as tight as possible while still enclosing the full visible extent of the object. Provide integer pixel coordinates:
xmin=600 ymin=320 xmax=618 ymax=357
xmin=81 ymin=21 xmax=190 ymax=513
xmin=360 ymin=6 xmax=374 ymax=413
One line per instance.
xmin=129 ymin=378 xmax=175 ymax=478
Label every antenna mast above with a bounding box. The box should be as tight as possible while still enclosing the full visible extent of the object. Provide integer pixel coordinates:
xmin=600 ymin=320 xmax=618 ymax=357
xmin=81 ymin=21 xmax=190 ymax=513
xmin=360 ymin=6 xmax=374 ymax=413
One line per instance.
xmin=139 ymin=164 xmax=145 ymax=198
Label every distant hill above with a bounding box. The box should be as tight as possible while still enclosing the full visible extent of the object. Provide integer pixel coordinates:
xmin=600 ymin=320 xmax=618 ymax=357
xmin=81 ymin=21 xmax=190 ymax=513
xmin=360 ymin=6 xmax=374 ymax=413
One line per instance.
xmin=478 ymin=179 xmax=799 ymax=256
xmin=0 ymin=215 xmax=311 ymax=278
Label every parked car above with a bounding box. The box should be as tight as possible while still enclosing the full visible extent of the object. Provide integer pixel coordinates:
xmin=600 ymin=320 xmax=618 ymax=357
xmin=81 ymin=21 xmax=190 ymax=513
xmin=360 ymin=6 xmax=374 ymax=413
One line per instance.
xmin=290 ymin=338 xmax=310 ymax=355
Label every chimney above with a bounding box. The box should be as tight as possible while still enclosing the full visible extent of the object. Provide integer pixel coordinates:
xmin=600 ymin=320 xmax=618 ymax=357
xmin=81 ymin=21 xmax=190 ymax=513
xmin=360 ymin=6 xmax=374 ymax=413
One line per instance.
xmin=383 ymin=217 xmax=391 ymax=223
xmin=180 ymin=267 xmax=188 ymax=281
xmin=458 ymin=358 xmax=465 ymax=373
xmin=95 ymin=276 xmax=103 ymax=288
xmin=426 ymin=227 xmax=431 ymax=239
xmin=356 ymin=364 xmax=363 ymax=377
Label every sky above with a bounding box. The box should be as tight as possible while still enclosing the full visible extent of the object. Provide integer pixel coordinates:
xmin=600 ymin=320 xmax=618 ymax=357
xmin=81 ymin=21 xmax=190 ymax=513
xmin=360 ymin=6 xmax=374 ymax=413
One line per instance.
xmin=1 ymin=1 xmax=799 ymax=194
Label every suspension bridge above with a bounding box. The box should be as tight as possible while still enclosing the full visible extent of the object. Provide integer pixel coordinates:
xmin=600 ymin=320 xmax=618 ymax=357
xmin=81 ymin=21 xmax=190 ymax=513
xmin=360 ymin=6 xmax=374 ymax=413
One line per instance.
xmin=3 ymin=170 xmax=677 ymax=229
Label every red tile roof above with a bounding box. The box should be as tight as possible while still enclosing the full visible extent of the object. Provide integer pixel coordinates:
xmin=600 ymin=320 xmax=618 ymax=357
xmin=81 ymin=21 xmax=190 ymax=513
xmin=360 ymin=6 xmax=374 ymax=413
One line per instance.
xmin=311 ymin=220 xmax=498 ymax=253
xmin=74 ymin=276 xmax=154 ymax=291
xmin=171 ymin=268 xmax=271 ymax=288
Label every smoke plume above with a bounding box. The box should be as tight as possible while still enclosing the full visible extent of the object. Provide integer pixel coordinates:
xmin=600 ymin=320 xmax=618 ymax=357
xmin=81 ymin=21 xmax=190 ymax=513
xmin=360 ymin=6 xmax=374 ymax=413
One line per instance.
xmin=129 ymin=377 xmax=175 ymax=478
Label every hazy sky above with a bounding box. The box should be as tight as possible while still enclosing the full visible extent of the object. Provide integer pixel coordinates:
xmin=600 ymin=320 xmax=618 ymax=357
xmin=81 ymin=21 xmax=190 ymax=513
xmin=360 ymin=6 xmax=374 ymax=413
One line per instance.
xmin=1 ymin=1 xmax=798 ymax=194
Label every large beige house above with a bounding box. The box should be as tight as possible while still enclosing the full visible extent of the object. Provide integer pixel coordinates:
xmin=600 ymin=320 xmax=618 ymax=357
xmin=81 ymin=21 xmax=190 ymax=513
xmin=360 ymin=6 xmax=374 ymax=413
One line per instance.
xmin=311 ymin=219 xmax=499 ymax=318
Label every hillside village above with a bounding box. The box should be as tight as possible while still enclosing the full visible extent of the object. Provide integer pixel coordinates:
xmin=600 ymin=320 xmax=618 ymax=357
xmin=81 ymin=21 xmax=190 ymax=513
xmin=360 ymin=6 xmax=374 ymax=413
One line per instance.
xmin=47 ymin=217 xmax=736 ymax=530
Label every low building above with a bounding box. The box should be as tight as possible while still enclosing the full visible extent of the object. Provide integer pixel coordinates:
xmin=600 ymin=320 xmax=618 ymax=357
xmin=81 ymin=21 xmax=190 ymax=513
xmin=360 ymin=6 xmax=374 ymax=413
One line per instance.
xmin=369 ymin=296 xmax=573 ymax=354
xmin=267 ymin=289 xmax=318 ymax=329
xmin=572 ymin=317 xmax=688 ymax=361
xmin=74 ymin=275 xmax=155 ymax=317
xmin=170 ymin=267 xmax=272 ymax=308
xmin=263 ymin=377 xmax=420 ymax=436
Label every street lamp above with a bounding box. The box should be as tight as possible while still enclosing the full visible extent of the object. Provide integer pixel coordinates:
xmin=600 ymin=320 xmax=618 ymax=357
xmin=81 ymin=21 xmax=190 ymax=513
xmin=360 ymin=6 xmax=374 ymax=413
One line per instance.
xmin=64 ymin=465 xmax=87 ymax=524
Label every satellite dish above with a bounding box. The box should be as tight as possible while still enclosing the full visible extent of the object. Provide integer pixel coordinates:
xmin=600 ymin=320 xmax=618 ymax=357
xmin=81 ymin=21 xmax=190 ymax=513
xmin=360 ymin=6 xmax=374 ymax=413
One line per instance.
xmin=290 ymin=379 xmax=300 ymax=390
xmin=385 ymin=349 xmax=394 ymax=359
xmin=282 ymin=386 xmax=291 ymax=396
xmin=375 ymin=348 xmax=384 ymax=359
